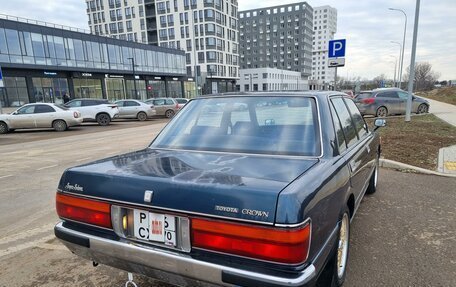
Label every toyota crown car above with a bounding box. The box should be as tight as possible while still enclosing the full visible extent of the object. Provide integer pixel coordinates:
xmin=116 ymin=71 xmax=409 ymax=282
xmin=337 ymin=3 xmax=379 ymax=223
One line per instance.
xmin=355 ymin=88 xmax=429 ymax=117
xmin=0 ymin=103 xmax=82 ymax=133
xmin=54 ymin=92 xmax=385 ymax=287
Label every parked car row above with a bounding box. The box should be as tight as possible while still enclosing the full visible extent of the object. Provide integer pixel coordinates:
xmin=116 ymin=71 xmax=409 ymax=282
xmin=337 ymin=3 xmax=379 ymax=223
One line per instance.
xmin=0 ymin=97 xmax=190 ymax=134
xmin=352 ymin=88 xmax=430 ymax=117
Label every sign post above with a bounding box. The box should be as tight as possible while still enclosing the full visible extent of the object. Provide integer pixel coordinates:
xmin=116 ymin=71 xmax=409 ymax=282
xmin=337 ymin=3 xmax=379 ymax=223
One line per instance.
xmin=328 ymin=39 xmax=346 ymax=91
xmin=0 ymin=66 xmax=4 ymax=114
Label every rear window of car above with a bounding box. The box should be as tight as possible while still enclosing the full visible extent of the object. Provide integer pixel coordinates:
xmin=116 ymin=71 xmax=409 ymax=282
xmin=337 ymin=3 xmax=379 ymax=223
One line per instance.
xmin=55 ymin=104 xmax=69 ymax=111
xmin=176 ymin=99 xmax=188 ymax=104
xmin=355 ymin=92 xmax=372 ymax=100
xmin=151 ymin=96 xmax=321 ymax=156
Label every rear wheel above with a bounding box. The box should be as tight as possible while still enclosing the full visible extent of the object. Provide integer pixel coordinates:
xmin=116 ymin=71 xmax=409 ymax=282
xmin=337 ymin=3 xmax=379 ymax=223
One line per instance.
xmin=137 ymin=111 xmax=147 ymax=121
xmin=0 ymin=122 xmax=8 ymax=134
xmin=53 ymin=120 xmax=67 ymax=132
xmin=165 ymin=109 xmax=175 ymax=118
xmin=417 ymin=104 xmax=428 ymax=114
xmin=96 ymin=113 xmax=111 ymax=126
xmin=376 ymin=106 xmax=388 ymax=118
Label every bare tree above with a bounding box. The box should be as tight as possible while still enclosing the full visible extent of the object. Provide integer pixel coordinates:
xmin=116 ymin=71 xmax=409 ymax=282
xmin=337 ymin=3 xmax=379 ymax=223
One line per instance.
xmin=403 ymin=62 xmax=441 ymax=91
xmin=373 ymin=74 xmax=387 ymax=88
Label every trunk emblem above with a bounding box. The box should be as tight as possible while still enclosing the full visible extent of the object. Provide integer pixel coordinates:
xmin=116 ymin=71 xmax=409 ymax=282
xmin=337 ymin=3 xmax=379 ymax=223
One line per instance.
xmin=144 ymin=190 xmax=154 ymax=203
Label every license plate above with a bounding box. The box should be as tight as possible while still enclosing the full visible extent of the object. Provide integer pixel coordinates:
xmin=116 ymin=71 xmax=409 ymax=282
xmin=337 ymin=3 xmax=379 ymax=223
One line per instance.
xmin=133 ymin=209 xmax=177 ymax=247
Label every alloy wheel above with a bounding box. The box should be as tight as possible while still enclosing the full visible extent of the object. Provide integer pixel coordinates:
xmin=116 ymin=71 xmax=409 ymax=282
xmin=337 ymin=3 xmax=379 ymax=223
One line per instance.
xmin=376 ymin=107 xmax=387 ymax=117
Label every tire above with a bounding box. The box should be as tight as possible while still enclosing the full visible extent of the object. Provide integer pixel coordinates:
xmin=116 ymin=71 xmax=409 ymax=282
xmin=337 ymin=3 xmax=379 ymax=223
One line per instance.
xmin=96 ymin=113 xmax=111 ymax=126
xmin=165 ymin=109 xmax=175 ymax=118
xmin=375 ymin=106 xmax=388 ymax=118
xmin=366 ymin=156 xmax=379 ymax=194
xmin=417 ymin=104 xmax=429 ymax=114
xmin=0 ymin=121 xmax=8 ymax=134
xmin=137 ymin=111 xmax=147 ymax=121
xmin=53 ymin=120 xmax=67 ymax=132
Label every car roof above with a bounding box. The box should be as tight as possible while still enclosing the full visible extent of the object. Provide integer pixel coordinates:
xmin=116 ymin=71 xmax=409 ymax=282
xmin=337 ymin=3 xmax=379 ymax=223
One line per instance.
xmin=196 ymin=91 xmax=348 ymax=101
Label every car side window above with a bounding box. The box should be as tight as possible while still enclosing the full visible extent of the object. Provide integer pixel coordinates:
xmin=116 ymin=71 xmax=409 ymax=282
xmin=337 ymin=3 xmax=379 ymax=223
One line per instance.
xmin=329 ymin=101 xmax=347 ymax=154
xmin=82 ymin=100 xmax=96 ymax=107
xmin=16 ymin=106 xmax=35 ymax=114
xmin=165 ymin=99 xmax=175 ymax=105
xmin=34 ymin=105 xmax=56 ymax=113
xmin=115 ymin=101 xmax=124 ymax=107
xmin=377 ymin=91 xmax=399 ymax=98
xmin=125 ymin=101 xmax=140 ymax=107
xmin=331 ymin=97 xmax=358 ymax=148
xmin=66 ymin=100 xmax=81 ymax=107
xmin=344 ymin=98 xmax=368 ymax=138
xmin=153 ymin=99 xmax=165 ymax=106
xmin=397 ymin=91 xmax=409 ymax=100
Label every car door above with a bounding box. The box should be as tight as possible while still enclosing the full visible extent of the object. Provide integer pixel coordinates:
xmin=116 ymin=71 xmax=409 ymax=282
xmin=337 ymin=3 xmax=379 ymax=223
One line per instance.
xmin=376 ymin=91 xmax=401 ymax=114
xmin=115 ymin=101 xmax=126 ymax=118
xmin=397 ymin=91 xmax=409 ymax=114
xmin=330 ymin=97 xmax=370 ymax=204
xmin=33 ymin=104 xmax=57 ymax=128
xmin=153 ymin=99 xmax=166 ymax=116
xmin=10 ymin=105 xmax=36 ymax=129
xmin=124 ymin=101 xmax=141 ymax=117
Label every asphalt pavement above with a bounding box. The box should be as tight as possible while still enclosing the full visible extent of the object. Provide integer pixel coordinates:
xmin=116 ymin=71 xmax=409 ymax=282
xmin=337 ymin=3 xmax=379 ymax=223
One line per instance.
xmin=0 ymin=122 xmax=455 ymax=287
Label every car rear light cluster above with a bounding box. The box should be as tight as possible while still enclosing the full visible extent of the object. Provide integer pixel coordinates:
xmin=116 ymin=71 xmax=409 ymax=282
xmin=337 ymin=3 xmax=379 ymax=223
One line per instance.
xmin=73 ymin=112 xmax=79 ymax=118
xmin=361 ymin=98 xmax=375 ymax=104
xmin=175 ymin=103 xmax=180 ymax=110
xmin=109 ymin=105 xmax=118 ymax=109
xmin=56 ymin=193 xmax=112 ymax=229
xmin=191 ymin=218 xmax=311 ymax=264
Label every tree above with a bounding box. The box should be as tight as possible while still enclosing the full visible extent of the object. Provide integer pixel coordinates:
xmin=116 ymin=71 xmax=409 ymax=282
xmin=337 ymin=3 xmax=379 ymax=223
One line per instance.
xmin=373 ymin=74 xmax=387 ymax=88
xmin=403 ymin=62 xmax=441 ymax=91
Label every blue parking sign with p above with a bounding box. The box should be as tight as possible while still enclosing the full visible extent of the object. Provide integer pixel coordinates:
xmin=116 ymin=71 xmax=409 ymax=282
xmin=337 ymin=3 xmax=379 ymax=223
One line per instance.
xmin=328 ymin=39 xmax=346 ymax=58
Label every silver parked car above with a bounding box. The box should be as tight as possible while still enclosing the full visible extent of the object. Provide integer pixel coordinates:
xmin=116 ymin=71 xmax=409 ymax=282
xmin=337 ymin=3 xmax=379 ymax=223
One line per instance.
xmin=114 ymin=99 xmax=156 ymax=121
xmin=144 ymin=98 xmax=180 ymax=118
xmin=0 ymin=103 xmax=83 ymax=134
xmin=355 ymin=88 xmax=430 ymax=117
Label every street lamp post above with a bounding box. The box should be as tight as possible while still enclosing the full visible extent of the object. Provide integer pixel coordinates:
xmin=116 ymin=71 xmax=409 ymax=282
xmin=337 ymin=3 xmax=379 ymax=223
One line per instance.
xmin=388 ymin=55 xmax=398 ymax=87
xmin=389 ymin=8 xmax=407 ymax=89
xmin=127 ymin=57 xmax=138 ymax=100
xmin=390 ymin=41 xmax=402 ymax=87
xmin=405 ymin=0 xmax=421 ymax=122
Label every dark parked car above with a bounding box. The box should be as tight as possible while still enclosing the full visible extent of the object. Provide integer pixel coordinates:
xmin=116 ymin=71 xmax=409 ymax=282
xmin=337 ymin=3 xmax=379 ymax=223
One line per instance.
xmin=355 ymin=87 xmax=429 ymax=117
xmin=54 ymin=92 xmax=385 ymax=287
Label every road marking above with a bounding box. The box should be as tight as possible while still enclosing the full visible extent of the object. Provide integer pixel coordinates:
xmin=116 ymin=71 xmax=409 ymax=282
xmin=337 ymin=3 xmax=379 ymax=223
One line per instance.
xmin=36 ymin=164 xmax=58 ymax=171
xmin=0 ymin=234 xmax=55 ymax=258
xmin=0 ymin=174 xmax=13 ymax=179
xmin=0 ymin=223 xmax=55 ymax=245
xmin=76 ymin=157 xmax=92 ymax=162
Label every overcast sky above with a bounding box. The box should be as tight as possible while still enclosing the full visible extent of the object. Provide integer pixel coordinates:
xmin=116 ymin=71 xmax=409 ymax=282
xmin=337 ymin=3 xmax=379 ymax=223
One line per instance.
xmin=1 ymin=0 xmax=455 ymax=80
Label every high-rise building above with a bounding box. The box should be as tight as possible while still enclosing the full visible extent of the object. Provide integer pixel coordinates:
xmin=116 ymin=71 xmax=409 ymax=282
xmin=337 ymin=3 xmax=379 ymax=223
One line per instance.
xmin=85 ymin=0 xmax=240 ymax=95
xmin=309 ymin=5 xmax=337 ymax=90
xmin=238 ymin=3 xmax=313 ymax=78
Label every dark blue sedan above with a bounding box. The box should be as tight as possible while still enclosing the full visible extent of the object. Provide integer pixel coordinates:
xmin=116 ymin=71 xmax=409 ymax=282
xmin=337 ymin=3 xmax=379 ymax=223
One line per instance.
xmin=54 ymin=92 xmax=386 ymax=286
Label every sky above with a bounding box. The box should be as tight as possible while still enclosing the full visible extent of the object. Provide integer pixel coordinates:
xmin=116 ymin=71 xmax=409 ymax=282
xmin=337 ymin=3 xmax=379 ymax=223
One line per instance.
xmin=1 ymin=0 xmax=455 ymax=80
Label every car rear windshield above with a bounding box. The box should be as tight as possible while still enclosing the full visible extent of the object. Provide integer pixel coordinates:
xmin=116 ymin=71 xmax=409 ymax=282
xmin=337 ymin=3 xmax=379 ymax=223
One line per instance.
xmin=150 ymin=96 xmax=321 ymax=156
xmin=355 ymin=92 xmax=372 ymax=100
xmin=55 ymin=104 xmax=69 ymax=110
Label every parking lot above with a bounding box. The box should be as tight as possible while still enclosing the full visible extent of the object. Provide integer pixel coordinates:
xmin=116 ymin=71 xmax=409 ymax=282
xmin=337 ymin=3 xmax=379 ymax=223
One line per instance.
xmin=0 ymin=120 xmax=455 ymax=287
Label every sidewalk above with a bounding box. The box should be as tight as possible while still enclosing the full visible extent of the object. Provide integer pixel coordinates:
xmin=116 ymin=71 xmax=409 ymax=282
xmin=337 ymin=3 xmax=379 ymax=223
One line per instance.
xmin=423 ymin=97 xmax=456 ymax=175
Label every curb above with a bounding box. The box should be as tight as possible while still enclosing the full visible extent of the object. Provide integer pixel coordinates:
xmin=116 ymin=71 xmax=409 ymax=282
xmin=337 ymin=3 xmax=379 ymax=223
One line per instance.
xmin=379 ymin=159 xmax=456 ymax=178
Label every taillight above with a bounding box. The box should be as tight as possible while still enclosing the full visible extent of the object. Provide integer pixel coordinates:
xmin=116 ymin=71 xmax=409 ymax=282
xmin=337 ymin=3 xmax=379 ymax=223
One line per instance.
xmin=109 ymin=105 xmax=118 ymax=109
xmin=175 ymin=103 xmax=179 ymax=109
xmin=73 ymin=112 xmax=79 ymax=118
xmin=192 ymin=218 xmax=311 ymax=264
xmin=56 ymin=193 xmax=112 ymax=229
xmin=361 ymin=98 xmax=375 ymax=104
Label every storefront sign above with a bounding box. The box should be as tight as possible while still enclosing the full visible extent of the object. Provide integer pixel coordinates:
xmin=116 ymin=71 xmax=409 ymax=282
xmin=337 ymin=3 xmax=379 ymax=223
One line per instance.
xmin=105 ymin=74 xmax=124 ymax=78
xmin=134 ymin=75 xmax=140 ymax=80
xmin=172 ymin=78 xmax=179 ymax=81
xmin=154 ymin=77 xmax=162 ymax=80
xmin=82 ymin=73 xmax=93 ymax=77
xmin=44 ymin=71 xmax=58 ymax=76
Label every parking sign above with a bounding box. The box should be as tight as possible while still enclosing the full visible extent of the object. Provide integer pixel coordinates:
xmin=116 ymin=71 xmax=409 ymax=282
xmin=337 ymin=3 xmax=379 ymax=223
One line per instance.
xmin=328 ymin=39 xmax=346 ymax=58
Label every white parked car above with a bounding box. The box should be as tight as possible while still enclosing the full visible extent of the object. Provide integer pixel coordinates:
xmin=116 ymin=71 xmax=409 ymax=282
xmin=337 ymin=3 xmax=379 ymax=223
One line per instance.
xmin=0 ymin=103 xmax=83 ymax=133
xmin=114 ymin=99 xmax=156 ymax=121
xmin=65 ymin=98 xmax=119 ymax=126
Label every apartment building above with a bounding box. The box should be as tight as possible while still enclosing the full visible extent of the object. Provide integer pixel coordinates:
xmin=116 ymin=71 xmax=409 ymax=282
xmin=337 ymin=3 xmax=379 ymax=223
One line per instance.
xmin=85 ymin=0 xmax=240 ymax=95
xmin=309 ymin=5 xmax=337 ymax=90
xmin=238 ymin=3 xmax=313 ymax=78
xmin=238 ymin=68 xmax=308 ymax=92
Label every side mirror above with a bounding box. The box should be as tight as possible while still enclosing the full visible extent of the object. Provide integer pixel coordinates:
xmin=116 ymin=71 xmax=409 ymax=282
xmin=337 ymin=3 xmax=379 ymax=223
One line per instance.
xmin=374 ymin=118 xmax=386 ymax=131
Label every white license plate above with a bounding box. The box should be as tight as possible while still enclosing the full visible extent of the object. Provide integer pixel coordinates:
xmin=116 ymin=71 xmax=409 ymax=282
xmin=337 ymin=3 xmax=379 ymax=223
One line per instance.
xmin=133 ymin=209 xmax=176 ymax=246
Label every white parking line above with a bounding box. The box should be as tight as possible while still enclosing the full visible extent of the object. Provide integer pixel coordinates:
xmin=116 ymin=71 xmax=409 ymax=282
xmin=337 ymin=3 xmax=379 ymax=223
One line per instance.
xmin=36 ymin=164 xmax=58 ymax=171
xmin=76 ymin=157 xmax=92 ymax=162
xmin=0 ymin=174 xmax=13 ymax=179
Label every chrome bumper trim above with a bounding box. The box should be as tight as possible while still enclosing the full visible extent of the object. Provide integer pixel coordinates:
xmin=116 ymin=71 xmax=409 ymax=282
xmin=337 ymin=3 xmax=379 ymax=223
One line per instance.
xmin=55 ymin=222 xmax=316 ymax=287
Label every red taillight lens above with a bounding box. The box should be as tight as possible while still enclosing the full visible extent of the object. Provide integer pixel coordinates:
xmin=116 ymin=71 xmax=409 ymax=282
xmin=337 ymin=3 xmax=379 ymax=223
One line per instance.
xmin=192 ymin=218 xmax=311 ymax=264
xmin=361 ymin=98 xmax=375 ymax=104
xmin=56 ymin=193 xmax=112 ymax=229
xmin=175 ymin=103 xmax=179 ymax=109
xmin=73 ymin=112 xmax=79 ymax=118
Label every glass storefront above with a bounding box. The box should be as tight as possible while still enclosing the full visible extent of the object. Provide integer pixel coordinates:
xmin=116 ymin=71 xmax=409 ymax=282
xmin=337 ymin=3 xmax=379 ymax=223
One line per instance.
xmin=0 ymin=77 xmax=29 ymax=107
xmin=184 ymin=81 xmax=196 ymax=98
xmin=32 ymin=77 xmax=68 ymax=104
xmin=105 ymin=78 xmax=126 ymax=101
xmin=126 ymin=80 xmax=147 ymax=101
xmin=167 ymin=81 xmax=183 ymax=98
xmin=73 ymin=78 xmax=103 ymax=99
xmin=147 ymin=80 xmax=166 ymax=98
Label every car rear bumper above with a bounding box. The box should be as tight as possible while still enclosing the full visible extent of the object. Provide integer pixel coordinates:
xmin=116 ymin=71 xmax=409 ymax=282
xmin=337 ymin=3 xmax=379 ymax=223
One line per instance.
xmin=67 ymin=118 xmax=84 ymax=126
xmin=55 ymin=222 xmax=317 ymax=287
